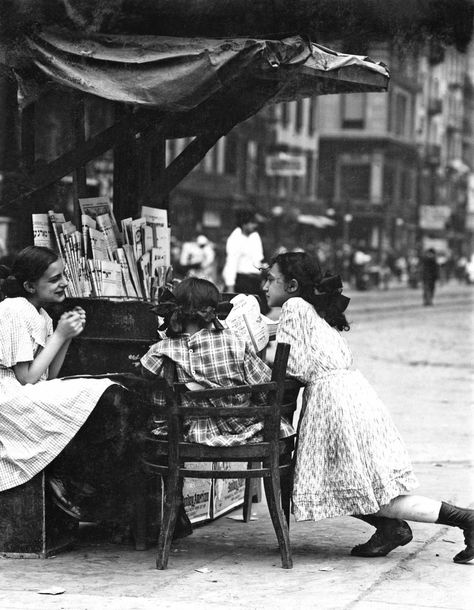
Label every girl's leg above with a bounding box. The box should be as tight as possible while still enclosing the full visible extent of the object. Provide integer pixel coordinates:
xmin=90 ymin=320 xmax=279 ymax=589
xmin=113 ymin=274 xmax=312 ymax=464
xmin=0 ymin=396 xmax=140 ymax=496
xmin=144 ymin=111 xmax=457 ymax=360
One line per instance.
xmin=377 ymin=495 xmax=474 ymax=564
xmin=376 ymin=495 xmax=441 ymax=522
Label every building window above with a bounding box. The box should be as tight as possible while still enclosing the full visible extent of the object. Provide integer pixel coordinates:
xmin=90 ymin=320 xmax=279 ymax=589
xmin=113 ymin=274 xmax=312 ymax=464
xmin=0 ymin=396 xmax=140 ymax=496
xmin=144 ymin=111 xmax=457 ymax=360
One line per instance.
xmin=393 ymin=91 xmax=410 ymax=137
xmin=339 ymin=164 xmax=371 ymax=200
xmin=383 ymin=164 xmax=395 ymax=204
xmin=400 ymin=168 xmax=414 ymax=205
xmin=295 ymin=99 xmax=304 ymax=132
xmin=281 ymin=102 xmax=290 ymax=127
xmin=308 ymin=97 xmax=317 ymax=135
xmin=341 ymin=93 xmax=366 ymax=129
xmin=246 ymin=140 xmax=258 ymax=191
xmin=306 ymin=151 xmax=314 ymax=196
xmin=224 ymin=134 xmax=238 ymax=175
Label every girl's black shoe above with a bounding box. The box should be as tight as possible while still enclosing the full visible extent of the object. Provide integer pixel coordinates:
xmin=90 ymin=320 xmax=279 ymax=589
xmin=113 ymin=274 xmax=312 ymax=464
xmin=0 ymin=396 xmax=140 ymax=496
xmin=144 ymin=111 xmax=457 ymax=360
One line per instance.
xmin=351 ymin=520 xmax=413 ymax=557
xmin=48 ymin=477 xmax=82 ymax=520
xmin=436 ymin=501 xmax=474 ymax=563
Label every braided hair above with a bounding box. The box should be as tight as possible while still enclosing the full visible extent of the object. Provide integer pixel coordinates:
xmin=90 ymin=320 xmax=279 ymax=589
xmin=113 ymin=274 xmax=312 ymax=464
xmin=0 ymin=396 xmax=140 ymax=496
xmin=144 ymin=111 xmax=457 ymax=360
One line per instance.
xmin=154 ymin=277 xmax=224 ymax=338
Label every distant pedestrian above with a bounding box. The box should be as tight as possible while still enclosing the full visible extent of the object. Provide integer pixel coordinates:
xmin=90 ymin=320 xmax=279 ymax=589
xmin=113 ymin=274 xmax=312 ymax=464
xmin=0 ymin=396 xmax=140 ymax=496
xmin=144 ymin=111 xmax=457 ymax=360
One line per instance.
xmin=421 ymin=248 xmax=439 ymax=306
xmin=407 ymin=250 xmax=420 ymax=288
xmin=351 ymin=244 xmax=371 ymax=290
xmin=179 ymin=234 xmax=216 ymax=282
xmin=263 ymin=251 xmax=473 ymax=564
xmin=222 ymin=207 xmax=268 ymax=312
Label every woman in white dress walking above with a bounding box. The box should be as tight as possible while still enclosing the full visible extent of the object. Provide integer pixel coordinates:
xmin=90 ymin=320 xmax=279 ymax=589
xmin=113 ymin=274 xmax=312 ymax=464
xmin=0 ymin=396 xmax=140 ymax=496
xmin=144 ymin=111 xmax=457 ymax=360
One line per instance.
xmin=263 ymin=251 xmax=473 ymax=564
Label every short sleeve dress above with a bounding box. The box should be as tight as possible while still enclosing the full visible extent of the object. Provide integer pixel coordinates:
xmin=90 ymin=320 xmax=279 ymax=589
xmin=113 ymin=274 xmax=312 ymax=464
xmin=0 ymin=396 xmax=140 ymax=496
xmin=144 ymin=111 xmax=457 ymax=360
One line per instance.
xmin=276 ymin=297 xmax=418 ymax=522
xmin=0 ymin=297 xmax=115 ymax=492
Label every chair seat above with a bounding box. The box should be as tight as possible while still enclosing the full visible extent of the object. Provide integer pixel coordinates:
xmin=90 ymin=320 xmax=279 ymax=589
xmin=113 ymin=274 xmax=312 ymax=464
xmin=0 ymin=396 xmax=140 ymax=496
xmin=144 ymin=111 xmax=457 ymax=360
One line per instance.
xmin=143 ymin=435 xmax=295 ymax=461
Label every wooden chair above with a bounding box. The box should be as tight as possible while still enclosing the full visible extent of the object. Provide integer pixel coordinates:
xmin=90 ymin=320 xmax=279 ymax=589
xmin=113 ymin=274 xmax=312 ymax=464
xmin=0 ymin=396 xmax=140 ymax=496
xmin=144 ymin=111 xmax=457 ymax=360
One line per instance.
xmin=139 ymin=343 xmax=296 ymax=569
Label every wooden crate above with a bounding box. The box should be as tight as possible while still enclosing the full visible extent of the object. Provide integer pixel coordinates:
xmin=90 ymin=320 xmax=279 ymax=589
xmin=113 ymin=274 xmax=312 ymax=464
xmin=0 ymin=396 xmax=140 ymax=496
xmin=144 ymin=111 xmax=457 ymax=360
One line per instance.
xmin=0 ymin=473 xmax=77 ymax=558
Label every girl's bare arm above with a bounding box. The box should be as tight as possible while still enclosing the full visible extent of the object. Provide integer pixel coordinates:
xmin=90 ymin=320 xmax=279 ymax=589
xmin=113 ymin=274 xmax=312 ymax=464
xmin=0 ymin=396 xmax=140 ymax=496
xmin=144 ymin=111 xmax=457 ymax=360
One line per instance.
xmin=13 ymin=312 xmax=84 ymax=384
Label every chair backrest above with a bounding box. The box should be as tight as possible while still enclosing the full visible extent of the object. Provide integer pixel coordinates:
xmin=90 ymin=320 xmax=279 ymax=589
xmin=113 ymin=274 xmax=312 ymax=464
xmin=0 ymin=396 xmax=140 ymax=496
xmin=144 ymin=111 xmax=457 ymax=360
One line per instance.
xmin=145 ymin=343 xmax=293 ymax=465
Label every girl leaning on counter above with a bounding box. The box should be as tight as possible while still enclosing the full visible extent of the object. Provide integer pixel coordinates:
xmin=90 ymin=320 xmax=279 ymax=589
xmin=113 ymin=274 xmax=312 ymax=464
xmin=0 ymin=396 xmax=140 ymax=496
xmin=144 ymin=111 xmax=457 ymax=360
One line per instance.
xmin=0 ymin=245 xmax=151 ymax=533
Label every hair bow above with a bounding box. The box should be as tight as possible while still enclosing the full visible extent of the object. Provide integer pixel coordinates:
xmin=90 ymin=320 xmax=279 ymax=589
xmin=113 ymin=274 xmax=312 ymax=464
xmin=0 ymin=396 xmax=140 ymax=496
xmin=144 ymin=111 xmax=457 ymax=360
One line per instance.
xmin=150 ymin=288 xmax=233 ymax=336
xmin=313 ymin=272 xmax=350 ymax=313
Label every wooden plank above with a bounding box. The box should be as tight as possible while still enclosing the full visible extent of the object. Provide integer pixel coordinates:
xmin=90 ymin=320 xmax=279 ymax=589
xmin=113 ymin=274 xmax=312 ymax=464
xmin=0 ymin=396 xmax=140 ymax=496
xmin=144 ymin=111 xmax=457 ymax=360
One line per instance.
xmin=5 ymin=110 xmax=169 ymax=209
xmin=20 ymin=102 xmax=35 ymax=170
xmin=155 ymin=130 xmax=227 ymax=206
xmin=72 ymin=95 xmax=88 ymax=227
xmin=0 ymin=472 xmax=77 ymax=557
xmin=113 ymin=107 xmax=137 ymax=220
xmin=149 ymin=134 xmax=167 ymax=209
xmin=156 ymin=79 xmax=283 ymax=203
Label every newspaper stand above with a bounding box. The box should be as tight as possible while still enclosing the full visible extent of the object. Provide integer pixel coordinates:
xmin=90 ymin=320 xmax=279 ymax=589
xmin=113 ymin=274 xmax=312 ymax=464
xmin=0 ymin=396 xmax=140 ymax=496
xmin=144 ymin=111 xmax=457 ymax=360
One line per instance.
xmin=0 ymin=13 xmax=389 ymax=556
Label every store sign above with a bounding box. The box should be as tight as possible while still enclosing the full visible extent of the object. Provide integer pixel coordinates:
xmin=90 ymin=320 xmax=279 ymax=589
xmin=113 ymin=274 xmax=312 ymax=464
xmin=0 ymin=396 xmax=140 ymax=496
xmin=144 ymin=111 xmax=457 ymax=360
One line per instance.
xmin=422 ymin=237 xmax=448 ymax=252
xmin=265 ymin=153 xmax=306 ymax=176
xmin=419 ymin=205 xmax=451 ymax=230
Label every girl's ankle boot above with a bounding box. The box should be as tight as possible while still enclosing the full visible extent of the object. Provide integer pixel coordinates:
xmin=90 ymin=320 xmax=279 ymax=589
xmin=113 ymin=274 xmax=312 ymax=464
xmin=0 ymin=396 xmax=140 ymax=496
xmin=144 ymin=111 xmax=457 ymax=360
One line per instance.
xmin=436 ymin=502 xmax=474 ymax=563
xmin=351 ymin=515 xmax=412 ymax=557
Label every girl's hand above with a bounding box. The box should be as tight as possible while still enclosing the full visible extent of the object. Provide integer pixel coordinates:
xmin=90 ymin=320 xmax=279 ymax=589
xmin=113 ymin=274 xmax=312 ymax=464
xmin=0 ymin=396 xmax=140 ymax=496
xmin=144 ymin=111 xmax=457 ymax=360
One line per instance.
xmin=71 ymin=306 xmax=86 ymax=329
xmin=56 ymin=311 xmax=84 ymax=339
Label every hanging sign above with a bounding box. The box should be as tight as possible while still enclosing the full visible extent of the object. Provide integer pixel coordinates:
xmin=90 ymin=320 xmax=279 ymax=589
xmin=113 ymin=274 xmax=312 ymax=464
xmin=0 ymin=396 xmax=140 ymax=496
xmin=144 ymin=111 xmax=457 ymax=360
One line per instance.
xmin=419 ymin=205 xmax=451 ymax=230
xmin=265 ymin=153 xmax=306 ymax=176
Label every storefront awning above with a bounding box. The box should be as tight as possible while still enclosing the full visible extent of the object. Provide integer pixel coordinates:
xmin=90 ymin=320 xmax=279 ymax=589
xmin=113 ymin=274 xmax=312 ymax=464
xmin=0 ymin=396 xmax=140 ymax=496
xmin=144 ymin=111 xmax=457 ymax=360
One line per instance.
xmin=297 ymin=214 xmax=336 ymax=228
xmin=22 ymin=29 xmax=389 ymax=111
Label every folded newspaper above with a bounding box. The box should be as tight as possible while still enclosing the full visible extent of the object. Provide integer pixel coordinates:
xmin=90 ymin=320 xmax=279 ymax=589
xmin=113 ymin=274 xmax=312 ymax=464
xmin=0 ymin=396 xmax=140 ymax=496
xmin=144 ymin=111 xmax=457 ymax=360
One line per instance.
xmin=223 ymin=294 xmax=276 ymax=352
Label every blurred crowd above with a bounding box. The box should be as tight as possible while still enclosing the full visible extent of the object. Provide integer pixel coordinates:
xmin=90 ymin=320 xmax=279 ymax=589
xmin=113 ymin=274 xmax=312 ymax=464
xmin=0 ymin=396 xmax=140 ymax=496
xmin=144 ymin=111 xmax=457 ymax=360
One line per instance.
xmin=171 ymin=231 xmax=474 ymax=293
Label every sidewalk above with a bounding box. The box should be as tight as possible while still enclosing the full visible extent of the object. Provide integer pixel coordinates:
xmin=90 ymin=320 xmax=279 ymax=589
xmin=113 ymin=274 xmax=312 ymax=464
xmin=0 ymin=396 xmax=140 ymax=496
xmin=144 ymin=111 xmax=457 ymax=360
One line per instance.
xmin=1 ymin=282 xmax=472 ymax=609
xmin=0 ymin=461 xmax=472 ymax=610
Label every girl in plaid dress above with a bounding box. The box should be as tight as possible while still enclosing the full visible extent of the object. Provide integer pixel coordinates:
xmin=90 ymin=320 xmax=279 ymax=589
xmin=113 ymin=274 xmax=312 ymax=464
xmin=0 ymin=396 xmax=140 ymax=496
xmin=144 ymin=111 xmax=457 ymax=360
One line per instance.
xmin=141 ymin=277 xmax=294 ymax=538
xmin=141 ymin=277 xmax=293 ymax=446
xmin=0 ymin=246 xmax=149 ymax=529
xmin=263 ymin=251 xmax=473 ymax=564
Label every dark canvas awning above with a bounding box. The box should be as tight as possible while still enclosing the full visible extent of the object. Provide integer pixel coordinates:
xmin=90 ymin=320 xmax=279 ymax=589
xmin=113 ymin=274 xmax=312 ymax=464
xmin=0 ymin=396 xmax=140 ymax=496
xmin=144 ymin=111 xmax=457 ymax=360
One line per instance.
xmin=3 ymin=28 xmax=390 ymax=213
xmin=24 ymin=29 xmax=389 ymax=111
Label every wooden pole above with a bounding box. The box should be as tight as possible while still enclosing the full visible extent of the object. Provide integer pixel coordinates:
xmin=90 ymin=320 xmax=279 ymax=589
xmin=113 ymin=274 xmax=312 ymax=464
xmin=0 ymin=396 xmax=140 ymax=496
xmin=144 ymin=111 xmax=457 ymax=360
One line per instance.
xmin=72 ymin=94 xmax=88 ymax=228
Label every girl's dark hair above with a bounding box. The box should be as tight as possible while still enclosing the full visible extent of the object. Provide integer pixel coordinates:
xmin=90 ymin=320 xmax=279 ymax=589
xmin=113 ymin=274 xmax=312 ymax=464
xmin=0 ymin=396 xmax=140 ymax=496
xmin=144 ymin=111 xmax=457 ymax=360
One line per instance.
xmin=0 ymin=246 xmax=59 ymax=300
xmin=173 ymin=276 xmax=219 ymax=328
xmin=272 ymin=251 xmax=350 ymax=332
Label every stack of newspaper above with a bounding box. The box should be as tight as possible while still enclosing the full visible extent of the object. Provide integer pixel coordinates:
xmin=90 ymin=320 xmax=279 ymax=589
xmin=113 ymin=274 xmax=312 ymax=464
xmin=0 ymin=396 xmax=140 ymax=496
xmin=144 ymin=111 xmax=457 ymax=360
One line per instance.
xmin=223 ymin=294 xmax=277 ymax=352
xmin=32 ymin=198 xmax=172 ymax=301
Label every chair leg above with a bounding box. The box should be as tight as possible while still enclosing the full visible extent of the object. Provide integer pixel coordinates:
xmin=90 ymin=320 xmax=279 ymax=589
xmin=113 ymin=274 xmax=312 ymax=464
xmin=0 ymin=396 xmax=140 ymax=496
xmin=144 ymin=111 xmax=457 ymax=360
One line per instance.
xmin=243 ymin=477 xmax=253 ymax=523
xmin=156 ymin=474 xmax=181 ymax=570
xmin=280 ymin=456 xmax=293 ymax=527
xmin=133 ymin=468 xmax=148 ymax=551
xmin=263 ymin=470 xmax=293 ymax=569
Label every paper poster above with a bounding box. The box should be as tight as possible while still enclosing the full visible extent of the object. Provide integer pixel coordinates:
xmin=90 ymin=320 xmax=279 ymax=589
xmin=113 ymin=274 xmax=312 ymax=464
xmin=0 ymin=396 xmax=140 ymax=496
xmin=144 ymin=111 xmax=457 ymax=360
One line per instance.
xmin=32 ymin=213 xmax=54 ymax=249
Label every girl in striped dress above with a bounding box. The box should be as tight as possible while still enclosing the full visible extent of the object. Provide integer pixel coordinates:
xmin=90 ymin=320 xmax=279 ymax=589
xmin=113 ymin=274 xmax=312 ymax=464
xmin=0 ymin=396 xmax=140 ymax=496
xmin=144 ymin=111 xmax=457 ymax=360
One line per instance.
xmin=0 ymin=246 xmax=148 ymax=529
xmin=262 ymin=251 xmax=473 ymax=564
